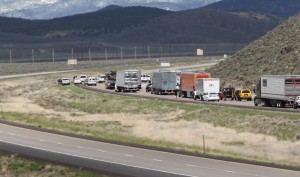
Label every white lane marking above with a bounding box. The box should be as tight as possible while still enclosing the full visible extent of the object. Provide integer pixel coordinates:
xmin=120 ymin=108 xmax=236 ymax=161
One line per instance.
xmin=76 ymin=146 xmax=83 ymax=149
xmin=24 ymin=136 xmax=30 ymax=139
xmin=153 ymin=159 xmax=162 ymax=162
xmin=57 ymin=142 xmax=63 ymax=145
xmin=39 ymin=139 xmax=45 ymax=142
xmin=0 ymin=140 xmax=198 ymax=177
xmin=123 ymin=154 xmax=133 ymax=157
xmin=187 ymin=164 xmax=197 ymax=167
xmin=98 ymin=149 xmax=106 ymax=153
xmin=9 ymin=133 xmax=15 ymax=136
xmin=224 ymin=170 xmax=237 ymax=174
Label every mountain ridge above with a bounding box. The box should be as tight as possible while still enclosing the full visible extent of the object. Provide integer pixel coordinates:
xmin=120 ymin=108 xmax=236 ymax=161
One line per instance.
xmin=0 ymin=6 xmax=283 ymax=44
xmin=0 ymin=0 xmax=220 ymax=19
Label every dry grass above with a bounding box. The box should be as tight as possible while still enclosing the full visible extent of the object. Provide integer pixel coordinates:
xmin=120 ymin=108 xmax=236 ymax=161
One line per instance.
xmin=0 ymin=57 xmax=299 ymax=168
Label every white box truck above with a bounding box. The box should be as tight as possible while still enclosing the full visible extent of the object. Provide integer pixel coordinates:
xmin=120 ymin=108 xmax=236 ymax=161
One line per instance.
xmin=115 ymin=70 xmax=140 ymax=92
xmin=194 ymin=78 xmax=220 ymax=101
xmin=254 ymin=75 xmax=300 ymax=108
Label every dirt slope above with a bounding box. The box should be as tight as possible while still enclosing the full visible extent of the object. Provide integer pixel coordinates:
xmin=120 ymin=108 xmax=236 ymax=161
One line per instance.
xmin=207 ymin=13 xmax=300 ymax=88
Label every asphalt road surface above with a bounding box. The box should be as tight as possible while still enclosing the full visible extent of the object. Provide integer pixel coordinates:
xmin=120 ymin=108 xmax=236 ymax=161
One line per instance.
xmin=0 ymin=124 xmax=299 ymax=177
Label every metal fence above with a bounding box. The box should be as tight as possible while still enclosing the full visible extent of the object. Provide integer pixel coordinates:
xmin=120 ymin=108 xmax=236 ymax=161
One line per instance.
xmin=0 ymin=43 xmax=246 ymax=63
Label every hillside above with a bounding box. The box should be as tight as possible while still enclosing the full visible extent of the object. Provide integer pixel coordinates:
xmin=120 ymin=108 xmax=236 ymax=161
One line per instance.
xmin=0 ymin=6 xmax=283 ymax=44
xmin=206 ymin=13 xmax=300 ymax=88
xmin=206 ymin=0 xmax=300 ymax=18
xmin=107 ymin=8 xmax=282 ymax=44
xmin=0 ymin=6 xmax=172 ymax=38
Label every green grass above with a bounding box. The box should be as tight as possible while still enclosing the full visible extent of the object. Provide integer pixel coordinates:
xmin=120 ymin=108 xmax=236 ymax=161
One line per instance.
xmin=0 ymin=152 xmax=108 ymax=177
xmin=1 ymin=56 xmax=300 ymax=169
xmin=32 ymin=84 xmax=300 ymax=142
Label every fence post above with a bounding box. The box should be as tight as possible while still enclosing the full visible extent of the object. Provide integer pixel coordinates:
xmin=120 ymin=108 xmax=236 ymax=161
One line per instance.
xmin=52 ymin=48 xmax=55 ymax=62
xmin=121 ymin=47 xmax=123 ymax=61
xmin=203 ymin=134 xmax=206 ymax=154
xmin=71 ymin=48 xmax=74 ymax=59
xmin=32 ymin=49 xmax=35 ymax=63
xmin=105 ymin=48 xmax=108 ymax=62
xmin=9 ymin=50 xmax=12 ymax=63
xmin=89 ymin=48 xmax=91 ymax=62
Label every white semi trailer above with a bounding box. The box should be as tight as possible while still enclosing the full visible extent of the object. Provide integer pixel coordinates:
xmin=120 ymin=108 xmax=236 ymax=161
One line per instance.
xmin=254 ymin=75 xmax=300 ymax=108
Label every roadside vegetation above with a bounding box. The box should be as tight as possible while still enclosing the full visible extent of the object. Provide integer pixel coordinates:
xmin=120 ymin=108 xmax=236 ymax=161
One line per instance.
xmin=0 ymin=152 xmax=107 ymax=177
xmin=0 ymin=56 xmax=299 ymax=173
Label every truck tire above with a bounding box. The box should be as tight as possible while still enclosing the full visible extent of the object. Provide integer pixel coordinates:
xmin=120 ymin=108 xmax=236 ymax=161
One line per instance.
xmin=293 ymin=103 xmax=298 ymax=109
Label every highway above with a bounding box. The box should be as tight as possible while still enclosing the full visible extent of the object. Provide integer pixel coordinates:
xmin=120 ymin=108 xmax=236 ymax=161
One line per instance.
xmin=0 ymin=123 xmax=299 ymax=177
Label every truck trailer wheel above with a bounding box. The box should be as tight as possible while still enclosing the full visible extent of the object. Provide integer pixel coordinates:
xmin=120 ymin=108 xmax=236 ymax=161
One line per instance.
xmin=293 ymin=103 xmax=298 ymax=109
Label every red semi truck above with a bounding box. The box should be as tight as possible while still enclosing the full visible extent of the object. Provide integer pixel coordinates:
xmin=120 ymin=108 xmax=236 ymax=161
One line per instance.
xmin=179 ymin=72 xmax=211 ymax=98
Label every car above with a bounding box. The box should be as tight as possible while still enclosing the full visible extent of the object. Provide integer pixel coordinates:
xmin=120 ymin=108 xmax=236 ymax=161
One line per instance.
xmin=233 ymin=89 xmax=252 ymax=101
xmin=73 ymin=77 xmax=82 ymax=84
xmin=83 ymin=77 xmax=97 ymax=86
xmin=97 ymin=75 xmax=106 ymax=83
xmin=141 ymin=74 xmax=151 ymax=82
xmin=293 ymin=96 xmax=300 ymax=109
xmin=61 ymin=78 xmax=70 ymax=85
xmin=202 ymin=92 xmax=220 ymax=102
xmin=79 ymin=75 xmax=87 ymax=82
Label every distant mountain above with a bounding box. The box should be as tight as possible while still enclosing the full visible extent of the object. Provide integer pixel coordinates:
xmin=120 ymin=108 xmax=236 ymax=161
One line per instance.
xmin=205 ymin=0 xmax=300 ymax=18
xmin=106 ymin=8 xmax=283 ymax=44
xmin=0 ymin=6 xmax=283 ymax=44
xmin=0 ymin=0 xmax=220 ymax=19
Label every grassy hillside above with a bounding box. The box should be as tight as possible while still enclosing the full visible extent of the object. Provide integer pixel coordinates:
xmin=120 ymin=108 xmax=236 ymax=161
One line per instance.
xmin=206 ymin=0 xmax=300 ymax=18
xmin=207 ymin=13 xmax=300 ymax=88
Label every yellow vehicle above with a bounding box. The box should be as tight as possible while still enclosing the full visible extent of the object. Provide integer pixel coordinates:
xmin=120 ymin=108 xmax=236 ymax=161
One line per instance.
xmin=233 ymin=89 xmax=252 ymax=101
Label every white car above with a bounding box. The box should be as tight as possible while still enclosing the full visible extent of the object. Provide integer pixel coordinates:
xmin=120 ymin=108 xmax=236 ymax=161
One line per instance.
xmin=202 ymin=92 xmax=220 ymax=102
xmin=141 ymin=74 xmax=151 ymax=82
xmin=73 ymin=77 xmax=82 ymax=84
xmin=97 ymin=75 xmax=106 ymax=83
xmin=293 ymin=96 xmax=300 ymax=109
xmin=79 ymin=75 xmax=87 ymax=82
xmin=83 ymin=77 xmax=97 ymax=86
xmin=61 ymin=78 xmax=70 ymax=85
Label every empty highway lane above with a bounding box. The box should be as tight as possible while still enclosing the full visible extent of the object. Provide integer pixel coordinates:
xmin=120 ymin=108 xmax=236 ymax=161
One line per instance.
xmin=0 ymin=124 xmax=299 ymax=177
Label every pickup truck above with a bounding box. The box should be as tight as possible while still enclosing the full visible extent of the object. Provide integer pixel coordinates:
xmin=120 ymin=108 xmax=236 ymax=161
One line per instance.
xmin=141 ymin=74 xmax=151 ymax=82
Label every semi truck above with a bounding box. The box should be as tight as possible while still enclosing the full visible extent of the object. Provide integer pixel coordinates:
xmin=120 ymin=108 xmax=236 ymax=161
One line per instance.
xmin=254 ymin=75 xmax=300 ymax=108
xmin=151 ymin=70 xmax=177 ymax=95
xmin=115 ymin=70 xmax=140 ymax=92
xmin=179 ymin=72 xmax=211 ymax=98
xmin=194 ymin=78 xmax=220 ymax=101
xmin=105 ymin=70 xmax=116 ymax=89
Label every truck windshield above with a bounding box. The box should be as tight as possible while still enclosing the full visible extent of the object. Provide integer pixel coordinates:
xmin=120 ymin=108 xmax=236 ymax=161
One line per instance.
xmin=125 ymin=72 xmax=138 ymax=78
